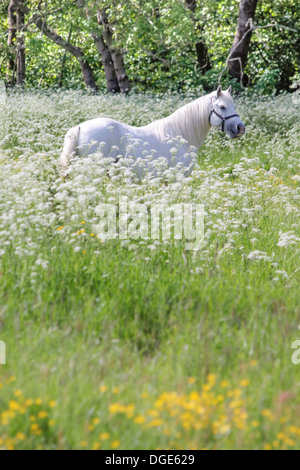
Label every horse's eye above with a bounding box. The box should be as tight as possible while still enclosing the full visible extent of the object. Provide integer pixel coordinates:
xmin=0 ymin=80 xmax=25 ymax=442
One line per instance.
xmin=220 ymin=105 xmax=226 ymax=110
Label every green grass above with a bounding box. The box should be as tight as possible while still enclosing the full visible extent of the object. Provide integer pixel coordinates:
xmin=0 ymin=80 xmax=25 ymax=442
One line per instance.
xmin=0 ymin=89 xmax=300 ymax=450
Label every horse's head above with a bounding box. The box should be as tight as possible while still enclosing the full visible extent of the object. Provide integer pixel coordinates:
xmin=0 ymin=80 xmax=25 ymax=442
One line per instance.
xmin=209 ymin=85 xmax=245 ymax=139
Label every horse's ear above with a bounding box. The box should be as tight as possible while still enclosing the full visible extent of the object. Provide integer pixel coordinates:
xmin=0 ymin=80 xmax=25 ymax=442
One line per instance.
xmin=216 ymin=85 xmax=222 ymax=97
xmin=227 ymin=85 xmax=232 ymax=95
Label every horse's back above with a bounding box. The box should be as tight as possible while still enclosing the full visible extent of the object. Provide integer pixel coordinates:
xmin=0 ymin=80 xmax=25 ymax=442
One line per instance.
xmin=64 ymin=115 xmax=194 ymax=170
xmin=77 ymin=118 xmax=124 ymax=158
xmin=76 ymin=118 xmax=158 ymax=159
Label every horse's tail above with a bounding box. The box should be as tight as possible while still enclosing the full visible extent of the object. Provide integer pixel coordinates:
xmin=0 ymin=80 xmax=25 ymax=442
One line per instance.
xmin=59 ymin=126 xmax=80 ymax=168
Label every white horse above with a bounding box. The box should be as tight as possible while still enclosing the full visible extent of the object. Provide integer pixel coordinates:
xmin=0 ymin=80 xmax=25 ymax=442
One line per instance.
xmin=60 ymin=85 xmax=245 ymax=172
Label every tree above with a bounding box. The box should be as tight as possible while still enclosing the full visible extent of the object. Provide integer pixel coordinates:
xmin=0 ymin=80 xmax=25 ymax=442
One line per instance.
xmin=7 ymin=0 xmax=16 ymax=85
xmin=8 ymin=0 xmax=25 ymax=86
xmin=57 ymin=26 xmax=72 ymax=88
xmin=185 ymin=0 xmax=211 ymax=73
xmin=75 ymin=0 xmax=120 ymax=93
xmin=253 ymin=0 xmax=300 ymax=92
xmin=1 ymin=0 xmax=298 ymax=93
xmin=96 ymin=8 xmax=131 ymax=93
xmin=91 ymin=32 xmax=120 ymax=93
xmin=228 ymin=0 xmax=258 ymax=83
xmin=14 ymin=0 xmax=98 ymax=90
xmin=15 ymin=1 xmax=25 ymax=86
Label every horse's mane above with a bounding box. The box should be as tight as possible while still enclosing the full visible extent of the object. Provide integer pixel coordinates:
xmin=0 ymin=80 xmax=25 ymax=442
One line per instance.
xmin=148 ymin=93 xmax=213 ymax=148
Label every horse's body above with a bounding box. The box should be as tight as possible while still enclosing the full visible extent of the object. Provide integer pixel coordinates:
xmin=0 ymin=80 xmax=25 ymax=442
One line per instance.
xmin=60 ymin=86 xmax=245 ymax=171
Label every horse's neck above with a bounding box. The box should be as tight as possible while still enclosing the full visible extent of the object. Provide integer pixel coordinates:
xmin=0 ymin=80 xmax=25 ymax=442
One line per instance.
xmin=153 ymin=95 xmax=212 ymax=149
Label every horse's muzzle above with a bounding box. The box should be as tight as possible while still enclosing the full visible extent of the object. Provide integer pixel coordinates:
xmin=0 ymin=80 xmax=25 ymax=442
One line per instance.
xmin=231 ymin=122 xmax=245 ymax=138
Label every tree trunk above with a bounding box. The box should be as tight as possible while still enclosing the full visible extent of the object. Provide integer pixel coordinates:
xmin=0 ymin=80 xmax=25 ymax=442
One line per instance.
xmin=16 ymin=7 xmax=25 ymax=86
xmin=91 ymin=33 xmax=120 ymax=93
xmin=14 ymin=0 xmax=98 ymax=91
xmin=74 ymin=0 xmax=125 ymax=93
xmin=58 ymin=27 xmax=72 ymax=88
xmin=185 ymin=0 xmax=211 ymax=73
xmin=7 ymin=0 xmax=17 ymax=85
xmin=228 ymin=0 xmax=258 ymax=83
xmin=98 ymin=10 xmax=131 ymax=94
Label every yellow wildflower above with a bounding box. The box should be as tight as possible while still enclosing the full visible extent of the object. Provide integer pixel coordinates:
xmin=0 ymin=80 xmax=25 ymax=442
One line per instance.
xmin=111 ymin=440 xmax=120 ymax=449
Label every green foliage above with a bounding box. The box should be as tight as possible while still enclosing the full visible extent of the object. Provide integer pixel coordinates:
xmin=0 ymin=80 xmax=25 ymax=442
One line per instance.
xmin=0 ymin=1 xmax=299 ymax=93
xmin=248 ymin=0 xmax=300 ymax=92
xmin=253 ymin=68 xmax=281 ymax=95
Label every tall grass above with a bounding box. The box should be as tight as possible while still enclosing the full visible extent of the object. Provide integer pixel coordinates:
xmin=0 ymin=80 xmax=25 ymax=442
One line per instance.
xmin=0 ymin=89 xmax=300 ymax=449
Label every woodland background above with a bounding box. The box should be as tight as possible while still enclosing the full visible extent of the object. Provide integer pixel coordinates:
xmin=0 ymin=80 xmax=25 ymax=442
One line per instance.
xmin=0 ymin=0 xmax=299 ymax=95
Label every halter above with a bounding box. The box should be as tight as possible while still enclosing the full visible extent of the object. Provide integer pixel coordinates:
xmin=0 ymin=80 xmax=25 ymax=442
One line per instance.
xmin=209 ymin=100 xmax=239 ymax=133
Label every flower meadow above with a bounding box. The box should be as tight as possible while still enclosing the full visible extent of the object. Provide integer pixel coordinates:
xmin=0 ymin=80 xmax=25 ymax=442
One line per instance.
xmin=0 ymin=89 xmax=300 ymax=450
